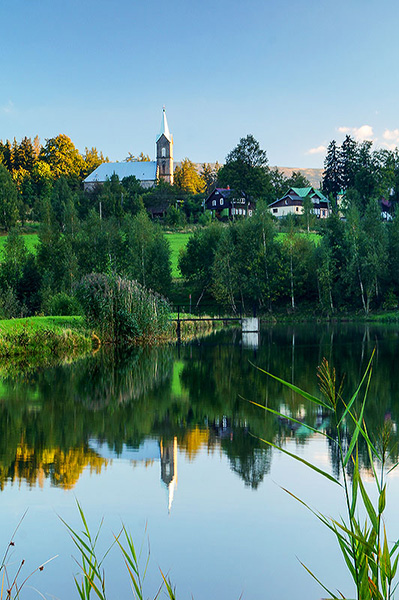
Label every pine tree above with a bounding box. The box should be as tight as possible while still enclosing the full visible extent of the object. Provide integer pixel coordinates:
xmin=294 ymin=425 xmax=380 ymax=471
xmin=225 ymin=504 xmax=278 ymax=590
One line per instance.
xmin=322 ymin=140 xmax=341 ymax=199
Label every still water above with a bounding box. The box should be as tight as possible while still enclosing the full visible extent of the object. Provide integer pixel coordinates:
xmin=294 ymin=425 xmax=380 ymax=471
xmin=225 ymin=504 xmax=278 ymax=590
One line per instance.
xmin=1 ymin=323 xmax=399 ymax=600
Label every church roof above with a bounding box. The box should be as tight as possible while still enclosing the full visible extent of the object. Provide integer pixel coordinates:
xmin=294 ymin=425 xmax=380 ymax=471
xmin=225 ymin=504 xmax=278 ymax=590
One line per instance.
xmin=156 ymin=108 xmax=172 ymax=143
xmin=84 ymin=161 xmax=158 ymax=184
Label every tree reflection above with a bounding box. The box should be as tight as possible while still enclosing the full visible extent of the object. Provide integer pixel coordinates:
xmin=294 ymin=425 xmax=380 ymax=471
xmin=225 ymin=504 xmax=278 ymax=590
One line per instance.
xmin=0 ymin=323 xmax=398 ymax=491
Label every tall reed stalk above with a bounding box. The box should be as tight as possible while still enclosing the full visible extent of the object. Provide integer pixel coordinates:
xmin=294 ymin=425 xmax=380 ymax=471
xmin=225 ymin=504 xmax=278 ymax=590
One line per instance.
xmin=62 ymin=501 xmax=176 ymax=600
xmin=251 ymin=350 xmax=399 ymax=600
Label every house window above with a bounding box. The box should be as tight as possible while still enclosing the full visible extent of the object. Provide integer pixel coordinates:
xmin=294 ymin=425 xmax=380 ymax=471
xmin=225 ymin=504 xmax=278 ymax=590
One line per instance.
xmin=248 ymin=210 xmax=252 ymax=216
xmin=296 ymin=207 xmax=299 ymax=212
xmin=212 ymin=200 xmax=216 ymax=206
xmin=220 ymin=199 xmax=223 ymax=205
xmin=273 ymin=208 xmax=278 ymax=214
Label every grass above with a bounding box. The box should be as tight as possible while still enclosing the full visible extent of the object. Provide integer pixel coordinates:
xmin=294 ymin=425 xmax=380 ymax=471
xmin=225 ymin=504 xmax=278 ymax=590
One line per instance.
xmin=0 ymin=316 xmax=93 ymax=359
xmin=253 ymin=352 xmax=399 ymax=600
xmin=276 ymin=231 xmax=321 ymax=244
xmin=164 ymin=232 xmax=191 ymax=278
xmin=0 ymin=233 xmax=39 ymax=256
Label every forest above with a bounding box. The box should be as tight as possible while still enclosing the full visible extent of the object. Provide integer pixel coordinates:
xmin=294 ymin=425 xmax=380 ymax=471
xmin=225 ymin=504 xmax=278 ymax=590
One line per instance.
xmin=0 ymin=132 xmax=399 ymax=319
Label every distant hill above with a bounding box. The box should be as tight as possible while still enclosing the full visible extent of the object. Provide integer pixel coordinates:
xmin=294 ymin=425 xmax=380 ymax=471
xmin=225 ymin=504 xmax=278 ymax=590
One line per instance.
xmin=174 ymin=163 xmax=324 ymax=190
xmin=271 ymin=166 xmax=323 ymax=189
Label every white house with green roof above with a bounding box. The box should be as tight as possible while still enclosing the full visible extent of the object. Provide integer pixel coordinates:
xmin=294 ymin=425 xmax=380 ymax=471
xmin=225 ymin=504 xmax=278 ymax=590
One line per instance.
xmin=269 ymin=187 xmax=330 ymax=219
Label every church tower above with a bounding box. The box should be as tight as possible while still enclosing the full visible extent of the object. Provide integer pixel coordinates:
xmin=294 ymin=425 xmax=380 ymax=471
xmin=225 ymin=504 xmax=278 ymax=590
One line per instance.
xmin=156 ymin=107 xmax=174 ymax=184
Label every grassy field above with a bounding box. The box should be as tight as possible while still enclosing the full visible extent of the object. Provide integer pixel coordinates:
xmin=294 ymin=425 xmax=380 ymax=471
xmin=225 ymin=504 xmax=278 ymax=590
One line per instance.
xmin=164 ymin=232 xmax=191 ymax=278
xmin=0 ymin=233 xmax=39 ymax=255
xmin=276 ymin=231 xmax=321 ymax=244
xmin=0 ymin=315 xmax=84 ymax=333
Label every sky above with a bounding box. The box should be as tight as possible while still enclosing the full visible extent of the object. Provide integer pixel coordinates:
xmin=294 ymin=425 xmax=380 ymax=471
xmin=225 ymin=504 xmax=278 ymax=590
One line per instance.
xmin=1 ymin=0 xmax=399 ymax=168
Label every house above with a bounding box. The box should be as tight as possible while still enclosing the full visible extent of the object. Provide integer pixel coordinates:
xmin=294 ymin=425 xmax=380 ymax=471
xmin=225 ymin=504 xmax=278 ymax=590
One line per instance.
xmin=83 ymin=108 xmax=173 ymax=191
xmin=269 ymin=187 xmax=330 ymax=219
xmin=204 ymin=188 xmax=254 ymax=219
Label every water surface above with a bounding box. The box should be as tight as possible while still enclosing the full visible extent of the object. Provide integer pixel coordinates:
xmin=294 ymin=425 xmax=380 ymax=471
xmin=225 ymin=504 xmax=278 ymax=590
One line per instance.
xmin=1 ymin=323 xmax=399 ymax=600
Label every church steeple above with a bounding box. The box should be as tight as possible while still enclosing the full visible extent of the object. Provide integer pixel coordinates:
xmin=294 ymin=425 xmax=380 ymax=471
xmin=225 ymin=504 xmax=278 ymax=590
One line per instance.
xmin=156 ymin=107 xmax=174 ymax=184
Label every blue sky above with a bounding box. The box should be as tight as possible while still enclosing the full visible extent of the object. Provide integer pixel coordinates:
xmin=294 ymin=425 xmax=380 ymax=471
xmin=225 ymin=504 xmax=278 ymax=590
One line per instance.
xmin=0 ymin=0 xmax=398 ymax=168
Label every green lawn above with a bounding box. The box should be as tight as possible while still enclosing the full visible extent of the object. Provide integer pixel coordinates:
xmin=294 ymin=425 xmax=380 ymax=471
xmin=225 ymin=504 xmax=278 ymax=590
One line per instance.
xmin=0 ymin=233 xmax=39 ymax=256
xmin=164 ymin=232 xmax=191 ymax=278
xmin=276 ymin=231 xmax=321 ymax=244
xmin=0 ymin=315 xmax=84 ymax=333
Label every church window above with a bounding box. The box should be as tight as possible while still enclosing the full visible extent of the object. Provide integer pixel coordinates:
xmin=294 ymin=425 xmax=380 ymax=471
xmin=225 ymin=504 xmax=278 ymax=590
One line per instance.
xmin=162 ymin=147 xmax=166 ymax=158
xmin=212 ymin=200 xmax=216 ymax=206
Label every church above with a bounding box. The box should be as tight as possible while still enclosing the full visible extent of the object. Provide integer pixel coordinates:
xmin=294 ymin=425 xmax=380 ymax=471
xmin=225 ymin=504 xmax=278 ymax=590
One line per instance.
xmin=83 ymin=108 xmax=174 ymax=191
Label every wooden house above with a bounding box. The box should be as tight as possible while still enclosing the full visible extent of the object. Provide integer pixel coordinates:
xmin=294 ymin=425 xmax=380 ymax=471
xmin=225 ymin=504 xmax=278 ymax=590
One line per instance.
xmin=204 ymin=188 xmax=254 ymax=219
xmin=269 ymin=187 xmax=330 ymax=219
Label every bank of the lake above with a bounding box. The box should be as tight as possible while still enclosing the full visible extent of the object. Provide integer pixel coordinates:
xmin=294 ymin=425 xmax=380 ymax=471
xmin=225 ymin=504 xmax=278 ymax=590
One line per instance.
xmin=0 ymin=314 xmax=227 ymax=358
xmin=0 ymin=316 xmax=94 ymax=359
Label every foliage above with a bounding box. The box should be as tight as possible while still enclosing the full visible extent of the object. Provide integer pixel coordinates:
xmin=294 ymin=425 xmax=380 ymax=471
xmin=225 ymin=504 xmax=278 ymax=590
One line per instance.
xmin=174 ymin=158 xmax=205 ymax=194
xmin=75 ymin=273 xmax=171 ymax=344
xmin=0 ymin=164 xmax=19 ymax=230
xmin=217 ymin=134 xmax=273 ymax=202
xmin=63 ymin=501 xmax=176 ymax=600
xmin=254 ymin=352 xmax=399 ymax=600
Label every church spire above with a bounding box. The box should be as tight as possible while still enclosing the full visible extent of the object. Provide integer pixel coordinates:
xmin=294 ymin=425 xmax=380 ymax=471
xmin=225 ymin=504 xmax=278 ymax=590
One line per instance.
xmin=156 ymin=107 xmax=172 ymax=143
xmin=156 ymin=107 xmax=174 ymax=184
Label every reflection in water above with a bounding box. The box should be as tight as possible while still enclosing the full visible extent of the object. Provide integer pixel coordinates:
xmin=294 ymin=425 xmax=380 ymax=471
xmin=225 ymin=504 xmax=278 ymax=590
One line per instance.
xmin=0 ymin=323 xmax=399 ymax=493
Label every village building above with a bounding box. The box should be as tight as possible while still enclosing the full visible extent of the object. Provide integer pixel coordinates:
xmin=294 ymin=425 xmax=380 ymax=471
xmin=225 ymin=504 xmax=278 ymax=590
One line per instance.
xmin=204 ymin=187 xmax=254 ymax=219
xmin=268 ymin=187 xmax=330 ymax=218
xmin=83 ymin=108 xmax=173 ymax=191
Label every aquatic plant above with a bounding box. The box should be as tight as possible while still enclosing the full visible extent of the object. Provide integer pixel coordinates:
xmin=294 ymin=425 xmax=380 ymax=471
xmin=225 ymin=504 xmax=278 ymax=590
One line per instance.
xmin=252 ymin=350 xmax=399 ymax=599
xmin=62 ymin=501 xmax=176 ymax=600
xmin=76 ymin=273 xmax=171 ymax=345
xmin=0 ymin=511 xmax=57 ymax=599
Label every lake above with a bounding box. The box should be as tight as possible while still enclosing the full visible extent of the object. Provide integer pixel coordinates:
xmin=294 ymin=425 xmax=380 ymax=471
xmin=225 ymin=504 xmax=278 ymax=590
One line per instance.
xmin=1 ymin=323 xmax=399 ymax=600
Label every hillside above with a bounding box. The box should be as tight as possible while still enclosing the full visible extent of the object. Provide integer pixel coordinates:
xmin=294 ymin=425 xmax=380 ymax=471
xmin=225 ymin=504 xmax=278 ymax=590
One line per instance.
xmin=174 ymin=163 xmax=324 ymax=189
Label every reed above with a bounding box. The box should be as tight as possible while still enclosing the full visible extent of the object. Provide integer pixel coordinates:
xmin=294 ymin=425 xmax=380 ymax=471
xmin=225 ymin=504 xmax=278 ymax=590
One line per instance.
xmin=0 ymin=511 xmax=57 ymax=599
xmin=62 ymin=501 xmax=176 ymax=600
xmin=251 ymin=350 xmax=399 ymax=599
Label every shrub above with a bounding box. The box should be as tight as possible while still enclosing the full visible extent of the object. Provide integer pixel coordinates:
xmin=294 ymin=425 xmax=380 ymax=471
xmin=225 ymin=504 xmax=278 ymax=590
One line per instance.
xmin=48 ymin=292 xmax=82 ymax=316
xmin=75 ymin=273 xmax=171 ymax=344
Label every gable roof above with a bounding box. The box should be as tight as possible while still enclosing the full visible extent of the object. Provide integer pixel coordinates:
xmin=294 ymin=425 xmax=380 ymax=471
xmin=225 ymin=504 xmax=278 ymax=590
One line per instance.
xmin=269 ymin=186 xmax=328 ymax=207
xmin=84 ymin=161 xmax=158 ymax=184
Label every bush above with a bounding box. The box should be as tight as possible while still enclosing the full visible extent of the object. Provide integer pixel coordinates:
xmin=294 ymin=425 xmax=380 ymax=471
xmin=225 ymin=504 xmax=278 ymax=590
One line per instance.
xmin=75 ymin=273 xmax=171 ymax=344
xmin=48 ymin=292 xmax=82 ymax=316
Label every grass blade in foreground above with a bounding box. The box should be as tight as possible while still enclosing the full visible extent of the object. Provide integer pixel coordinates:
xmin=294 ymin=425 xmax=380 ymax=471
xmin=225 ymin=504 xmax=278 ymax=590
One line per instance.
xmin=251 ymin=354 xmax=399 ymax=600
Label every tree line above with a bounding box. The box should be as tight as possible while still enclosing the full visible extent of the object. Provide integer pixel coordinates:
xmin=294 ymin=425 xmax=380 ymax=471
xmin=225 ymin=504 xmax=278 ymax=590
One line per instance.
xmin=0 ymin=133 xmax=315 ymax=230
xmin=179 ymin=202 xmax=396 ymax=315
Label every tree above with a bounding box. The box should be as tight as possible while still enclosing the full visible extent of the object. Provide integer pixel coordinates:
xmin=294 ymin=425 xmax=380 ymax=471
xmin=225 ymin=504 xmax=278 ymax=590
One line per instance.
xmin=126 ymin=152 xmax=151 ymax=162
xmin=81 ymin=147 xmax=108 ymax=179
xmin=339 ymin=135 xmax=358 ymax=191
xmin=178 ymin=223 xmax=222 ymax=305
xmin=123 ymin=211 xmax=171 ymax=295
xmin=285 ymin=170 xmax=311 ymax=189
xmin=322 ymin=140 xmax=341 ymax=199
xmin=40 ymin=134 xmax=84 ymax=179
xmin=0 ymin=164 xmax=19 ymax=230
xmin=217 ymin=135 xmax=273 ymax=202
xmin=174 ymin=158 xmax=205 ymax=194
xmin=200 ymin=162 xmax=220 ymax=195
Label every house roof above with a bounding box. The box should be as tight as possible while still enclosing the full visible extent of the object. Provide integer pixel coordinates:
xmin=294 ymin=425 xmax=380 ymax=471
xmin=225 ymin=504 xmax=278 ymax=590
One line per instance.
xmin=156 ymin=108 xmax=172 ymax=143
xmin=84 ymin=161 xmax=158 ymax=184
xmin=269 ymin=186 xmax=327 ymax=207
